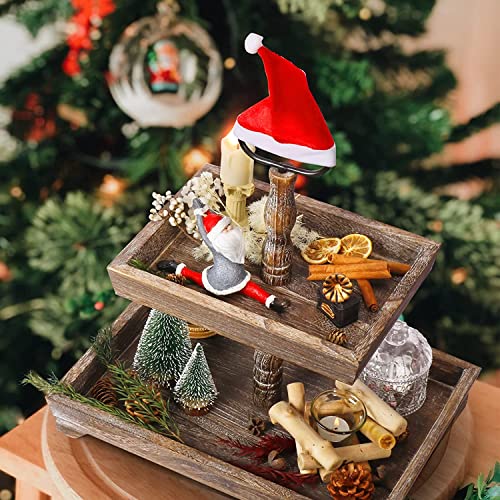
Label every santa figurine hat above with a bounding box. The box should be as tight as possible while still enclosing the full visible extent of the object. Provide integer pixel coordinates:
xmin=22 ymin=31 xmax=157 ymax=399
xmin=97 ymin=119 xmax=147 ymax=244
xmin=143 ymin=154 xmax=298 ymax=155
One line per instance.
xmin=200 ymin=210 xmax=231 ymax=243
xmin=232 ymin=33 xmax=336 ymax=167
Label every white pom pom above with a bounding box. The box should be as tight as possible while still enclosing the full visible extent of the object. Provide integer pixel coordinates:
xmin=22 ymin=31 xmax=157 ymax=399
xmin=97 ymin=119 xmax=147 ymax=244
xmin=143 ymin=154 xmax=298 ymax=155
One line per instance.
xmin=245 ymin=33 xmax=264 ymax=54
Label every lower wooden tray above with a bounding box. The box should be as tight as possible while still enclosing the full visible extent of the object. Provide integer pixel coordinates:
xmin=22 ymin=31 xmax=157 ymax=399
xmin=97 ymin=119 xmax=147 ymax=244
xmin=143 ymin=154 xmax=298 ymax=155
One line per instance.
xmin=47 ymin=304 xmax=480 ymax=500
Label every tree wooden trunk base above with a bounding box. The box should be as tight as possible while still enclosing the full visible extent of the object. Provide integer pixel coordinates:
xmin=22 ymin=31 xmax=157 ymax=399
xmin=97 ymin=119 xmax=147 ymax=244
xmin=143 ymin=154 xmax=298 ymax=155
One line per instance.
xmin=252 ymin=350 xmax=283 ymax=409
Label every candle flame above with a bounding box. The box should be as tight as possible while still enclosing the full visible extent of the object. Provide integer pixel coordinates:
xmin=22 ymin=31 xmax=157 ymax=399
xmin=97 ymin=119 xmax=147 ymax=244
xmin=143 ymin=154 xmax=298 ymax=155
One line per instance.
xmin=334 ymin=417 xmax=340 ymax=426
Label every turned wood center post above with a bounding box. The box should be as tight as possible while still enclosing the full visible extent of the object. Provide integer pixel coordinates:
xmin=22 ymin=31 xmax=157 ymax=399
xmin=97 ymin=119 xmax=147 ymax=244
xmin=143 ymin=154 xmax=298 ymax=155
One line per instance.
xmin=253 ymin=350 xmax=283 ymax=409
xmin=261 ymin=167 xmax=297 ymax=286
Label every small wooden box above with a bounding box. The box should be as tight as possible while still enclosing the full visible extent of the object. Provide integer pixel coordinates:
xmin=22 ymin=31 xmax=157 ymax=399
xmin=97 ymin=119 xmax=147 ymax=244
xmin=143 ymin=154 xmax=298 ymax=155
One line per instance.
xmin=47 ymin=303 xmax=480 ymax=500
xmin=108 ymin=164 xmax=440 ymax=384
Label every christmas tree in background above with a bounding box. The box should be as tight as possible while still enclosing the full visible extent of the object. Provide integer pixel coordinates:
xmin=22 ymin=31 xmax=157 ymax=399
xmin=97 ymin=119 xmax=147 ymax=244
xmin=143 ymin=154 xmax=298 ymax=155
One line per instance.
xmin=173 ymin=343 xmax=218 ymax=415
xmin=133 ymin=309 xmax=192 ymax=387
xmin=0 ymin=0 xmax=498 ymax=429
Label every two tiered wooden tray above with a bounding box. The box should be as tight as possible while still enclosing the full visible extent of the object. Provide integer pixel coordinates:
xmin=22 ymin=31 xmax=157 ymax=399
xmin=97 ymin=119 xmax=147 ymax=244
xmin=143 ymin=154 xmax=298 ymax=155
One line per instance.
xmin=47 ymin=165 xmax=480 ymax=499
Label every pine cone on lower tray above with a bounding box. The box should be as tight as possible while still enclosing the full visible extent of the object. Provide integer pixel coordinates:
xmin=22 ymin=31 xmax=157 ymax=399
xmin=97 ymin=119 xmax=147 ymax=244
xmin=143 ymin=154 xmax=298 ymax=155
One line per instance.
xmin=327 ymin=463 xmax=375 ymax=500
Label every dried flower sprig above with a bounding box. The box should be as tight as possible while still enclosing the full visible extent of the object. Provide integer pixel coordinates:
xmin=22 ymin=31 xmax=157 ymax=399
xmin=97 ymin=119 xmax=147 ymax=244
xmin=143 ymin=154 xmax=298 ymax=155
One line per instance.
xmin=148 ymin=172 xmax=225 ymax=240
xmin=219 ymin=433 xmax=295 ymax=462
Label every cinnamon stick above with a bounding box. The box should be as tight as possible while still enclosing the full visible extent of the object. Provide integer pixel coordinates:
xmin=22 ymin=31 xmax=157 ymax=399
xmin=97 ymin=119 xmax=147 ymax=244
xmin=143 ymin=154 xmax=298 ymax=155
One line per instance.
xmin=357 ymin=279 xmax=379 ymax=312
xmin=309 ymin=262 xmax=388 ymax=274
xmin=308 ymin=270 xmax=391 ymax=281
xmin=327 ymin=254 xmax=410 ymax=275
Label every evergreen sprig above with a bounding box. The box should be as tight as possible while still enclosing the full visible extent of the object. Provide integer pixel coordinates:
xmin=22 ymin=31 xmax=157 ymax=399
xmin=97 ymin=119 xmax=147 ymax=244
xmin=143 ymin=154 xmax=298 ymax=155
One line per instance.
xmin=23 ymin=356 xmax=182 ymax=441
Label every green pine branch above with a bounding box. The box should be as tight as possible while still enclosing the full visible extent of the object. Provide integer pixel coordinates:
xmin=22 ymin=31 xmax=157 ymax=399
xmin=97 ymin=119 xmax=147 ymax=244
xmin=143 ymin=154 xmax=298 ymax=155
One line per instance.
xmin=23 ymin=326 xmax=183 ymax=442
xmin=449 ymin=103 xmax=500 ymax=143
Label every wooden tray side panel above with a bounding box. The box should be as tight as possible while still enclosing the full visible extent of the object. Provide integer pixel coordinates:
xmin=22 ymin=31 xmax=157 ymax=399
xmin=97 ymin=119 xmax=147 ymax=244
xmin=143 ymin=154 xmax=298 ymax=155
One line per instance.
xmin=47 ymin=395 xmax=307 ymax=500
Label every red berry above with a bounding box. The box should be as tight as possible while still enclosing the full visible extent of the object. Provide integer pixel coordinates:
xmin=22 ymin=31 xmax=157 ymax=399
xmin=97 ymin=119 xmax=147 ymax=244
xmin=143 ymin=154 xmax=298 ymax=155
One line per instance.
xmin=94 ymin=301 xmax=105 ymax=311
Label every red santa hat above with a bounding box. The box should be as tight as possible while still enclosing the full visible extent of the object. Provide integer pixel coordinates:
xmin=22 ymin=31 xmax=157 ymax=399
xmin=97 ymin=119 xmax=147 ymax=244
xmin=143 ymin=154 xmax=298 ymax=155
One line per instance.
xmin=201 ymin=210 xmax=231 ymax=243
xmin=233 ymin=33 xmax=336 ymax=168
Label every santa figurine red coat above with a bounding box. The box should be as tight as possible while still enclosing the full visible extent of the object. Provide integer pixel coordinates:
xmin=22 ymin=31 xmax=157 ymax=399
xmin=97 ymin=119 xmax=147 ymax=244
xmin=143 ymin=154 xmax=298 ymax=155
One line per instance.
xmin=158 ymin=199 xmax=289 ymax=312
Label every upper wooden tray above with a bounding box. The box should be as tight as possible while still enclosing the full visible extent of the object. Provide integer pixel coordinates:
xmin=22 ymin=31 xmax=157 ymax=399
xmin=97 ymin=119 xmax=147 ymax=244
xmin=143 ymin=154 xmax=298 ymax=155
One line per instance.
xmin=47 ymin=303 xmax=480 ymax=500
xmin=108 ymin=164 xmax=440 ymax=383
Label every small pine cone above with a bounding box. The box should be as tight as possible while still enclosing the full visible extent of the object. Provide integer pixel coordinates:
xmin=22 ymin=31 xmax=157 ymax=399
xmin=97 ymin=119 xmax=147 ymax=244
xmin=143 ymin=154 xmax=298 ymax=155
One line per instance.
xmin=89 ymin=376 xmax=117 ymax=407
xmin=164 ymin=273 xmax=186 ymax=285
xmin=326 ymin=330 xmax=347 ymax=346
xmin=327 ymin=463 xmax=374 ymax=500
xmin=248 ymin=416 xmax=266 ymax=436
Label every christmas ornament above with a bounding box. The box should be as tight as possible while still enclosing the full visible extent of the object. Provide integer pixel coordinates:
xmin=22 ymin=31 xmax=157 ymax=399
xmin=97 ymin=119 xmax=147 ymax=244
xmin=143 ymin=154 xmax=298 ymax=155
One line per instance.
xmin=63 ymin=0 xmax=116 ymax=77
xmin=360 ymin=319 xmax=432 ymax=416
xmin=133 ymin=309 xmax=192 ymax=386
xmin=108 ymin=1 xmax=222 ymax=127
xmin=173 ymin=343 xmax=218 ymax=415
xmin=157 ymin=198 xmax=290 ymax=312
xmin=327 ymin=462 xmax=374 ymax=500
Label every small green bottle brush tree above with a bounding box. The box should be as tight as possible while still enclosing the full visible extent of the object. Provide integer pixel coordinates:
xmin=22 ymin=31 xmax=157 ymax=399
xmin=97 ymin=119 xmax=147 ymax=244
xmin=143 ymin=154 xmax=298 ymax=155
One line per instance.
xmin=133 ymin=309 xmax=192 ymax=387
xmin=174 ymin=343 xmax=218 ymax=416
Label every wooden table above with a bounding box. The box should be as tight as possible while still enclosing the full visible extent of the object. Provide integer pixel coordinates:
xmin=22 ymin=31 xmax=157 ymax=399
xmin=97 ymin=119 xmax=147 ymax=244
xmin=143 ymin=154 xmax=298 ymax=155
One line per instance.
xmin=1 ymin=380 xmax=498 ymax=500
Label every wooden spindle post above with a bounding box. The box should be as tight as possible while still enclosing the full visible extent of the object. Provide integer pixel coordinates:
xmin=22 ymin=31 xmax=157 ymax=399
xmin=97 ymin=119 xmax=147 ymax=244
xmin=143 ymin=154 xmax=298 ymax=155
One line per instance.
xmin=261 ymin=167 xmax=297 ymax=286
xmin=253 ymin=350 xmax=283 ymax=409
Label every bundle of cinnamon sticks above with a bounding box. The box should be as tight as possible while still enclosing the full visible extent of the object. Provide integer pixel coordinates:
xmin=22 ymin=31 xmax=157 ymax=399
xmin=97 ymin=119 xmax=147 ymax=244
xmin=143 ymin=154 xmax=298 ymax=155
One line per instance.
xmin=308 ymin=255 xmax=410 ymax=313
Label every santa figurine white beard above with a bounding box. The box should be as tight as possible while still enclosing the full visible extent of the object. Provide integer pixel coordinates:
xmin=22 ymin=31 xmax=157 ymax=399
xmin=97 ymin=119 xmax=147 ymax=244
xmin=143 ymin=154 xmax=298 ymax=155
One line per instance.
xmin=211 ymin=224 xmax=246 ymax=264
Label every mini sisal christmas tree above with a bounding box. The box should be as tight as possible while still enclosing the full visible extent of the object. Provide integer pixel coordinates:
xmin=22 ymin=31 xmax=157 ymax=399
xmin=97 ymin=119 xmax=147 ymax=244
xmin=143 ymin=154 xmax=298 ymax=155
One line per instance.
xmin=174 ymin=343 xmax=218 ymax=416
xmin=133 ymin=309 xmax=192 ymax=387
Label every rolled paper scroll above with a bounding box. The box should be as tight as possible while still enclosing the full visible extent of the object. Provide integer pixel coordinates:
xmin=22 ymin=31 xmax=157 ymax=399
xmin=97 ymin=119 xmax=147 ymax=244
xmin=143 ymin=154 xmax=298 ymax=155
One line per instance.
xmin=287 ymin=382 xmax=317 ymax=474
xmin=336 ymin=379 xmax=408 ymax=437
xmin=269 ymin=401 xmax=343 ymax=472
xmin=360 ymin=417 xmax=396 ymax=450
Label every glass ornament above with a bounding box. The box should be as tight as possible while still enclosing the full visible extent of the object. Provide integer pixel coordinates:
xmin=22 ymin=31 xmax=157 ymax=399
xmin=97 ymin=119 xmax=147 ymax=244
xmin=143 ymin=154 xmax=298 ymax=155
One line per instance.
xmin=108 ymin=3 xmax=222 ymax=128
xmin=360 ymin=319 xmax=432 ymax=416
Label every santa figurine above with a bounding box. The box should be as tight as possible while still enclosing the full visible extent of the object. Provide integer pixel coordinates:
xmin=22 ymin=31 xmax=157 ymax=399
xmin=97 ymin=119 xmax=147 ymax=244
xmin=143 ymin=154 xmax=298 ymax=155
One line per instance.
xmin=157 ymin=198 xmax=290 ymax=312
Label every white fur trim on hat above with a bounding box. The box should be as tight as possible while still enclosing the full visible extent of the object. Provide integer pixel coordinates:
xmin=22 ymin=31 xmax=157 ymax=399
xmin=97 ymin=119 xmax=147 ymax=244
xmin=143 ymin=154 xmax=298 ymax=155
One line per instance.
xmin=207 ymin=216 xmax=231 ymax=243
xmin=201 ymin=266 xmax=251 ymax=295
xmin=245 ymin=33 xmax=263 ymax=54
xmin=175 ymin=263 xmax=186 ymax=275
xmin=265 ymin=295 xmax=276 ymax=308
xmin=233 ymin=120 xmax=336 ymax=167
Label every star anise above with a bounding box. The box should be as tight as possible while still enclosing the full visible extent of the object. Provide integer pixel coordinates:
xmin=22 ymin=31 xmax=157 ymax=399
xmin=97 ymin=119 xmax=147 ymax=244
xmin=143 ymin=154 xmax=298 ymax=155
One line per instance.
xmin=248 ymin=416 xmax=266 ymax=436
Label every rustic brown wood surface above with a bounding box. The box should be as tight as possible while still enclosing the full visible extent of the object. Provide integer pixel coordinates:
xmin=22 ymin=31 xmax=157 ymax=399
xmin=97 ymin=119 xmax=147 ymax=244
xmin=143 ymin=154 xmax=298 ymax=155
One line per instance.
xmin=261 ymin=167 xmax=297 ymax=286
xmin=108 ymin=164 xmax=441 ymax=383
xmin=46 ymin=303 xmax=480 ymax=500
xmin=252 ymin=350 xmax=283 ymax=409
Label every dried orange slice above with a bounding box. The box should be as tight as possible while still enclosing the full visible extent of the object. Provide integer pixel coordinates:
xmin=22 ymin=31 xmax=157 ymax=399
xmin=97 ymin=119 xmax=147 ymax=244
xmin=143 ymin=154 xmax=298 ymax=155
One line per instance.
xmin=301 ymin=238 xmax=341 ymax=264
xmin=340 ymin=234 xmax=373 ymax=258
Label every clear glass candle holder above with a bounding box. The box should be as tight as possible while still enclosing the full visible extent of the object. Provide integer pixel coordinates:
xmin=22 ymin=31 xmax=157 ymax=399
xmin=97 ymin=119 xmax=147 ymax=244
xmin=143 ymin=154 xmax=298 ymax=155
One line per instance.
xmin=311 ymin=388 xmax=367 ymax=443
